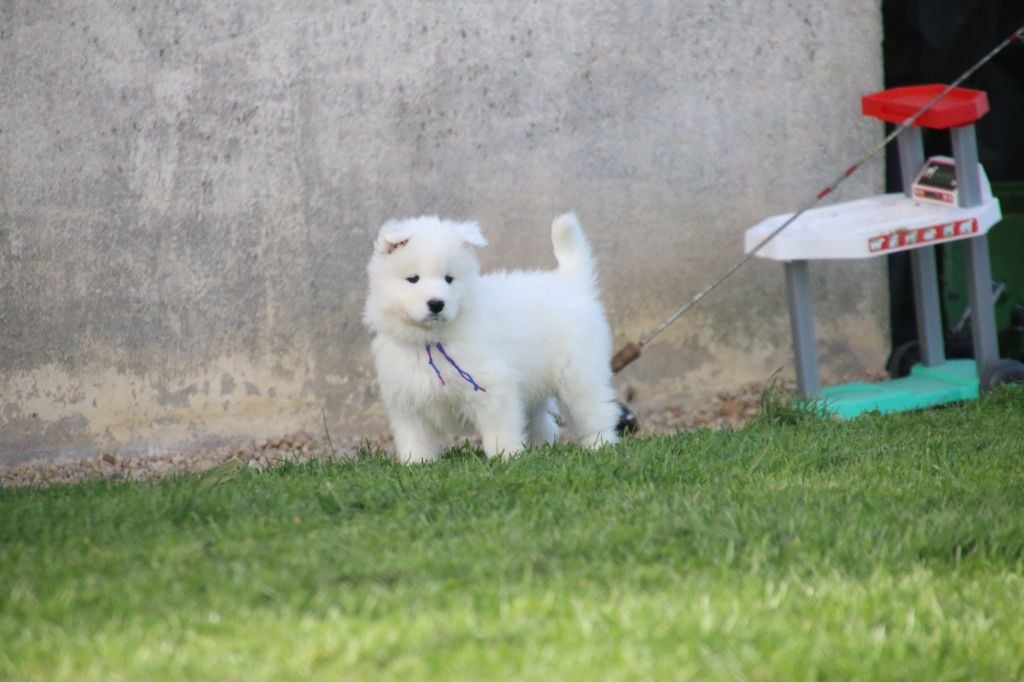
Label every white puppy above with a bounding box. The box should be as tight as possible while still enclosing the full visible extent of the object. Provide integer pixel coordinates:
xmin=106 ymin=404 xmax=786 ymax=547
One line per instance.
xmin=364 ymin=213 xmax=621 ymax=463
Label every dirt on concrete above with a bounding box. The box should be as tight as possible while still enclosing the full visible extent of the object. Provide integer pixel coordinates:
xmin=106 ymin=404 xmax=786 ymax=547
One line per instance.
xmin=1 ymin=380 xmax=787 ymax=488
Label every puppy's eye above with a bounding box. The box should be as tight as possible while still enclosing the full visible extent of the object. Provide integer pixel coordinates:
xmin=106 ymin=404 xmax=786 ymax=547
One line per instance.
xmin=406 ymin=275 xmax=420 ymax=284
xmin=444 ymin=275 xmax=454 ymax=284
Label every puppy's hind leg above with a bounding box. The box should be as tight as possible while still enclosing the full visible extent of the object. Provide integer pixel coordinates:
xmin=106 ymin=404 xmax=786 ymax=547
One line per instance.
xmin=527 ymin=396 xmax=561 ymax=447
xmin=558 ymin=379 xmax=620 ymax=449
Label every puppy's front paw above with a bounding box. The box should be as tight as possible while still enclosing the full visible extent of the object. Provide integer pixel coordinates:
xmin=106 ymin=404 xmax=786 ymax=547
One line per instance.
xmin=396 ymin=449 xmax=441 ymax=464
xmin=391 ymin=421 xmax=442 ymax=464
xmin=479 ymin=432 xmax=526 ymax=459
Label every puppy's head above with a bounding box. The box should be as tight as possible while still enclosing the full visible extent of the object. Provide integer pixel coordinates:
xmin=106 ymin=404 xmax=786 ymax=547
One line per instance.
xmin=364 ymin=216 xmax=487 ymax=342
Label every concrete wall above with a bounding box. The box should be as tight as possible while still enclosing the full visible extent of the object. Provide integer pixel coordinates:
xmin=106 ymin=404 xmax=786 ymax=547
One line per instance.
xmin=0 ymin=1 xmax=887 ymax=465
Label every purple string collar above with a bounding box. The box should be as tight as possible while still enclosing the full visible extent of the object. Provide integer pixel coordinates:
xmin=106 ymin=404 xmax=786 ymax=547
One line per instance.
xmin=425 ymin=343 xmax=486 ymax=392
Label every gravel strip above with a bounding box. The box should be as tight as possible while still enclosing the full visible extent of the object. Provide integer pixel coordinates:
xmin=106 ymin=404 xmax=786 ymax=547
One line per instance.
xmin=1 ymin=378 xmax=808 ymax=489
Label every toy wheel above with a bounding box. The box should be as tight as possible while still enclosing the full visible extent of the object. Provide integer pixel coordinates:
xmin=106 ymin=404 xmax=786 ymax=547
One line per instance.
xmin=886 ymin=341 xmax=920 ymax=378
xmin=980 ymin=359 xmax=1024 ymax=392
xmin=615 ymin=401 xmax=640 ymax=437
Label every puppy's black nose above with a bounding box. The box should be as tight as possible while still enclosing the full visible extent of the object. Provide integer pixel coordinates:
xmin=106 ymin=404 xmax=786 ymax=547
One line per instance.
xmin=427 ymin=299 xmax=445 ymax=314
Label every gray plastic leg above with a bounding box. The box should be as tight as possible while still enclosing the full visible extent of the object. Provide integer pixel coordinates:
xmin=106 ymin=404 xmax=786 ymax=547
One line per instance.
xmin=896 ymin=127 xmax=924 ymax=193
xmin=951 ymin=125 xmax=983 ymax=207
xmin=897 ymin=126 xmax=947 ymax=365
xmin=784 ymin=260 xmax=820 ymax=398
xmin=963 ymin=235 xmax=1000 ymax=373
xmin=952 ymin=124 xmax=999 ymax=374
xmin=910 ymin=245 xmax=946 ymax=366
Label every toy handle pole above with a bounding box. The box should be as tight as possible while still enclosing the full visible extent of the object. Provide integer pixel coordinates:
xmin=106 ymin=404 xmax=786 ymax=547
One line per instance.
xmin=611 ymin=342 xmax=642 ymax=374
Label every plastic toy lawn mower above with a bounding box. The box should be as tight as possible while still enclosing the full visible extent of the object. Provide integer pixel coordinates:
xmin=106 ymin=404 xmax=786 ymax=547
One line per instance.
xmin=744 ymin=85 xmax=1024 ymax=418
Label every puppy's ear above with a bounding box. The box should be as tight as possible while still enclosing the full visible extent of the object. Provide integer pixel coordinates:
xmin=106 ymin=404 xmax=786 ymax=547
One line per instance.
xmin=456 ymin=221 xmax=488 ymax=248
xmin=375 ymin=220 xmax=413 ymax=255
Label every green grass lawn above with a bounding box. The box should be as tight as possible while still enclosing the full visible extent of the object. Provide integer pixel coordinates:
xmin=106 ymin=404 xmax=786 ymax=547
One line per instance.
xmin=2 ymin=388 xmax=1024 ymax=681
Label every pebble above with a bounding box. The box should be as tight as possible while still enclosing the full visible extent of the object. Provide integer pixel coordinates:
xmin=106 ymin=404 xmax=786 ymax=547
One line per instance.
xmin=718 ymin=398 xmax=741 ymax=418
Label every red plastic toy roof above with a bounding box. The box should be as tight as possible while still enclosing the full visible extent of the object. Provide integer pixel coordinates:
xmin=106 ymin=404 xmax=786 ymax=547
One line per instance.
xmin=861 ymin=85 xmax=989 ymax=129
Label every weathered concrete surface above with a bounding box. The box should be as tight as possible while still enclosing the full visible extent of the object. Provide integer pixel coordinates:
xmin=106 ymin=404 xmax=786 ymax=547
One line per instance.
xmin=1 ymin=1 xmax=886 ymax=465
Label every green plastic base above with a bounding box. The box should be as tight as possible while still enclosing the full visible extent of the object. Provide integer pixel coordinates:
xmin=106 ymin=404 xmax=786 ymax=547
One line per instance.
xmin=810 ymin=359 xmax=979 ymax=419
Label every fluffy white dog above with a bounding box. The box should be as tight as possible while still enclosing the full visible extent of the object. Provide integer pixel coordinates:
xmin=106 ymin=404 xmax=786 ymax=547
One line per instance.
xmin=364 ymin=213 xmax=621 ymax=463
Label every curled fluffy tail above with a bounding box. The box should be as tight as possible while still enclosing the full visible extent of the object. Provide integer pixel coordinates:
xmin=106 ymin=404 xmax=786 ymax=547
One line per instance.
xmin=551 ymin=212 xmax=595 ymax=282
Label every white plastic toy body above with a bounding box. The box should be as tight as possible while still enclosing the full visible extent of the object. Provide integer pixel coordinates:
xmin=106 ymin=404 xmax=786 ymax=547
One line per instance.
xmin=744 ymin=164 xmax=1001 ymax=261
